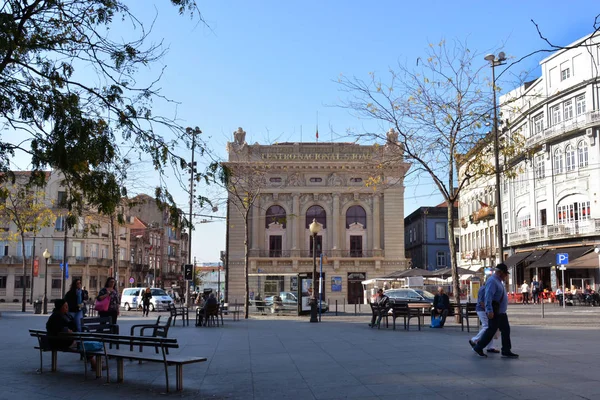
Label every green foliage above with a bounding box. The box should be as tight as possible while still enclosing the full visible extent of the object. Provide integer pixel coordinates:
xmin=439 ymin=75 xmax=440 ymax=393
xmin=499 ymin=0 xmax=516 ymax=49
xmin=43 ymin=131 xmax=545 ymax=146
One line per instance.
xmin=0 ymin=0 xmax=219 ymax=219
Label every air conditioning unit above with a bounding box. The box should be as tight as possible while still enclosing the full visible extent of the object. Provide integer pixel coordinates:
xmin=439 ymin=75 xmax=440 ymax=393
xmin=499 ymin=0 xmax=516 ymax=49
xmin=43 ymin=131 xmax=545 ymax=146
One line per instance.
xmin=586 ymin=128 xmax=593 ymax=137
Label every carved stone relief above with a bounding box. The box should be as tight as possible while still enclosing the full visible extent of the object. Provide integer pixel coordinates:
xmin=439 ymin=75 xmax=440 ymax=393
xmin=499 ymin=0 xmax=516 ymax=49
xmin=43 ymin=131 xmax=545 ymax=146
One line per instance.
xmin=327 ymin=173 xmax=345 ymax=186
xmin=287 ymin=172 xmax=305 ymax=187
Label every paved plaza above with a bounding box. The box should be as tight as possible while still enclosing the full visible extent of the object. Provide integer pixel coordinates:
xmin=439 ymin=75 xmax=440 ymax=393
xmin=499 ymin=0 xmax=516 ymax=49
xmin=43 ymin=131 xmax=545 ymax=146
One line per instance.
xmin=0 ymin=305 xmax=599 ymax=399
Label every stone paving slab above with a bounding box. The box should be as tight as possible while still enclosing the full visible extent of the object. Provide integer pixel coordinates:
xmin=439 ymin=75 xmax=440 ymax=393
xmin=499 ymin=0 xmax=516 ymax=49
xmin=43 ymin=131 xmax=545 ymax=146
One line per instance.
xmin=0 ymin=307 xmax=599 ymax=399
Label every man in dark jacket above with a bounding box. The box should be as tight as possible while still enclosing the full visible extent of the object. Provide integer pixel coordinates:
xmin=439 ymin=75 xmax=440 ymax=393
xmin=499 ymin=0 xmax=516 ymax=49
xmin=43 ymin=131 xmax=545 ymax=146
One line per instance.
xmin=433 ymin=287 xmax=450 ymax=327
xmin=369 ymin=289 xmax=390 ymax=328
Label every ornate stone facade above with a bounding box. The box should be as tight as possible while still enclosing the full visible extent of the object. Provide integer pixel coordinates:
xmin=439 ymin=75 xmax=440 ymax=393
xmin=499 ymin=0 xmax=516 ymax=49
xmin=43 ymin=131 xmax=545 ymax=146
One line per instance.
xmin=225 ymin=131 xmax=410 ymax=304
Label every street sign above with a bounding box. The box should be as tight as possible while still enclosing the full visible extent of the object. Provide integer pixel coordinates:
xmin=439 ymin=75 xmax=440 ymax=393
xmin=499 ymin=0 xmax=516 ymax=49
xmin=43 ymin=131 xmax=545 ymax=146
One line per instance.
xmin=556 ymin=253 xmax=568 ymax=310
xmin=129 ymin=277 xmax=135 ymax=284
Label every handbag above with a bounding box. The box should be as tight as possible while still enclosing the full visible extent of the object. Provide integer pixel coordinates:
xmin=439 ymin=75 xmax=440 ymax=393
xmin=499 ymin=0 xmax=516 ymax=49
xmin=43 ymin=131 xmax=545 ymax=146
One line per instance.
xmin=94 ymin=296 xmax=110 ymax=312
xmin=430 ymin=315 xmax=442 ymax=328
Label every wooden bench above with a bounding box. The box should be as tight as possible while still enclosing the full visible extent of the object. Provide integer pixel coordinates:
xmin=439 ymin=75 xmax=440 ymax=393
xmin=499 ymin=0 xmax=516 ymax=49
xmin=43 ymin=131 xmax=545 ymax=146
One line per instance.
xmin=81 ymin=316 xmax=119 ymax=334
xmin=369 ymin=303 xmax=389 ymax=329
xmin=391 ymin=301 xmax=427 ymax=330
xmin=29 ymin=329 xmax=207 ymax=392
xmin=129 ymin=316 xmax=172 ymax=353
xmin=224 ymin=303 xmax=241 ymax=321
xmin=168 ymin=303 xmax=189 ymax=327
xmin=30 ymin=330 xmax=106 ymax=379
xmin=459 ymin=303 xmax=479 ymax=332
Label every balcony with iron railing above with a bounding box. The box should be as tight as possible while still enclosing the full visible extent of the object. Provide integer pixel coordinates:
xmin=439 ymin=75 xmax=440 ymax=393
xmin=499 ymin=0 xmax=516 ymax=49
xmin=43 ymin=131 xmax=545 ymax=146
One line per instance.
xmin=507 ymin=219 xmax=600 ymax=245
xmin=248 ymin=249 xmax=384 ymax=259
xmin=525 ymin=110 xmax=600 ymax=148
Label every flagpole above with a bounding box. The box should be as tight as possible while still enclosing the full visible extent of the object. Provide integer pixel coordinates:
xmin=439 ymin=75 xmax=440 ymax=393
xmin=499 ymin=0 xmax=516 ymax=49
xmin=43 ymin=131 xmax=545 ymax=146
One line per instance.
xmin=316 ymin=111 xmax=319 ymax=143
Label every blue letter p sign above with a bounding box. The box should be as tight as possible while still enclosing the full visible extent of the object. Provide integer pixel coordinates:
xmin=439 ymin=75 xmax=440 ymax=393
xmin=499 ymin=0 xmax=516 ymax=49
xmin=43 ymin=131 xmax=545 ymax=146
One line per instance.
xmin=556 ymin=253 xmax=569 ymax=265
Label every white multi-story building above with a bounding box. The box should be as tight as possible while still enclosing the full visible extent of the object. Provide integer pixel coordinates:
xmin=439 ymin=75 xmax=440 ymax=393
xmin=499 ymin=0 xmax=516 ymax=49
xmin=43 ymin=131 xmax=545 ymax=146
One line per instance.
xmin=458 ymin=32 xmax=600 ymax=292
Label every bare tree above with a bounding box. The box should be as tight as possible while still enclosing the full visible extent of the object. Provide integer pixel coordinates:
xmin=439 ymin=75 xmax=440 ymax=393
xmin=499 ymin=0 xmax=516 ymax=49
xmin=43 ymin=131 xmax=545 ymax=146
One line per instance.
xmin=220 ymin=161 xmax=267 ymax=319
xmin=337 ymin=39 xmax=519 ymax=307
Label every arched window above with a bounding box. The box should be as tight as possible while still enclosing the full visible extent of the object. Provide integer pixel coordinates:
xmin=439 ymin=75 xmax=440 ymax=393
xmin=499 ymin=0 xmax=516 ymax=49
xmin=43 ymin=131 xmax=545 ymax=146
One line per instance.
xmin=565 ymin=145 xmax=576 ymax=172
xmin=553 ymin=148 xmax=563 ymax=174
xmin=265 ymin=205 xmax=286 ymax=228
xmin=306 ymin=205 xmax=326 ymax=229
xmin=578 ymin=140 xmax=588 ymax=168
xmin=346 ymin=205 xmax=366 ymax=228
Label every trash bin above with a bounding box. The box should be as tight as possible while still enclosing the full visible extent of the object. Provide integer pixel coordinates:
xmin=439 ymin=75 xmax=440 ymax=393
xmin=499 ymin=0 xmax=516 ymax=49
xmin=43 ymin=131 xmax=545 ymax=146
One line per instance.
xmin=33 ymin=300 xmax=42 ymax=314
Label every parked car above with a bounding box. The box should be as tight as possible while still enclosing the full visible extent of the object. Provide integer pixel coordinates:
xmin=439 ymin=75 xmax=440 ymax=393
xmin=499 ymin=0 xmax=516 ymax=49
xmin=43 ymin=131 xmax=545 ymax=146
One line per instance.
xmin=384 ymin=288 xmax=435 ymax=304
xmin=264 ymin=291 xmax=329 ymax=313
xmin=120 ymin=287 xmax=173 ymax=311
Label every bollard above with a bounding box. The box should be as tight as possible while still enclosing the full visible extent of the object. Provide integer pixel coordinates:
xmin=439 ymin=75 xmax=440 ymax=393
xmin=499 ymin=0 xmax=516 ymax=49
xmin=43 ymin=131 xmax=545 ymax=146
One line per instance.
xmin=343 ymin=298 xmax=346 ymax=313
xmin=354 ymin=302 xmax=357 ymax=315
xmin=541 ymin=297 xmax=544 ymax=319
xmin=335 ymin=300 xmax=338 ymax=316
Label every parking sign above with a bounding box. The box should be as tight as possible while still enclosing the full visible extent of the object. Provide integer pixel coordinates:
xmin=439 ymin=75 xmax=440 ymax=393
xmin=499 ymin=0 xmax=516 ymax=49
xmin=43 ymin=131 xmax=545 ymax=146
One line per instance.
xmin=556 ymin=253 xmax=569 ymax=265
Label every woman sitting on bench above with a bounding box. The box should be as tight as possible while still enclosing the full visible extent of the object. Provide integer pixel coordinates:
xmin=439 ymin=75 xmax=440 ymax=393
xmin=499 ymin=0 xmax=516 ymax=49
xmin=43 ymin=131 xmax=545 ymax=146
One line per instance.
xmin=46 ymin=299 xmax=102 ymax=370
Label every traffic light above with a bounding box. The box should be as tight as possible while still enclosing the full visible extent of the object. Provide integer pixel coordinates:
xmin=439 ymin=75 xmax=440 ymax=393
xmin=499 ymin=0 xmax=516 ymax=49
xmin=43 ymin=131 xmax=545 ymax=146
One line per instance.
xmin=184 ymin=264 xmax=193 ymax=280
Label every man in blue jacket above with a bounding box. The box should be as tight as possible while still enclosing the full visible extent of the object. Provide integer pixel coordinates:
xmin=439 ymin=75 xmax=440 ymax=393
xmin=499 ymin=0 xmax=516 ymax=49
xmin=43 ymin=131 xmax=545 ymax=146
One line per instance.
xmin=471 ymin=263 xmax=519 ymax=358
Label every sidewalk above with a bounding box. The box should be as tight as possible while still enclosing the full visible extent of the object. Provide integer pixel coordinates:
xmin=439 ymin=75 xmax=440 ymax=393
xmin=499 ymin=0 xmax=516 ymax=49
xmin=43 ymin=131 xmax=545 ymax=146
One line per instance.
xmin=0 ymin=308 xmax=599 ymax=399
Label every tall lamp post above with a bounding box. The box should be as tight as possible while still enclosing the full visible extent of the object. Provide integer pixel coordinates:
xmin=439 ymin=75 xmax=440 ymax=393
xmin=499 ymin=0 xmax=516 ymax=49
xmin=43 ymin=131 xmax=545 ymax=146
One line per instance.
xmin=42 ymin=248 xmax=51 ymax=314
xmin=595 ymin=247 xmax=600 ymax=292
xmin=309 ymin=218 xmax=321 ymax=323
xmin=484 ymin=52 xmax=507 ymax=267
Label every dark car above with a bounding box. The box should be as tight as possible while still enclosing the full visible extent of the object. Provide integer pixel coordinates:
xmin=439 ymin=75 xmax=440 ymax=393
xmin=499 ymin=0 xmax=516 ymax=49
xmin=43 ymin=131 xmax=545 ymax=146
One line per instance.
xmin=384 ymin=288 xmax=435 ymax=304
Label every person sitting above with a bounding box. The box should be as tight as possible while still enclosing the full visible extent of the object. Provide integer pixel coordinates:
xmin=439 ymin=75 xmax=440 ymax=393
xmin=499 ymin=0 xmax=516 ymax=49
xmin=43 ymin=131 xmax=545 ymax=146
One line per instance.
xmin=433 ymin=287 xmax=450 ymax=327
xmin=195 ymin=293 xmax=206 ymax=326
xmin=369 ymin=289 xmax=390 ymax=328
xmin=46 ymin=299 xmax=102 ymax=370
xmin=272 ymin=295 xmax=284 ymax=314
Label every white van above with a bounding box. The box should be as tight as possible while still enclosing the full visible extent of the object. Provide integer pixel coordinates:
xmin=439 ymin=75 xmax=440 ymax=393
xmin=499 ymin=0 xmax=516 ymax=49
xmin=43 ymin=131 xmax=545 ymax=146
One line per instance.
xmin=120 ymin=287 xmax=173 ymax=311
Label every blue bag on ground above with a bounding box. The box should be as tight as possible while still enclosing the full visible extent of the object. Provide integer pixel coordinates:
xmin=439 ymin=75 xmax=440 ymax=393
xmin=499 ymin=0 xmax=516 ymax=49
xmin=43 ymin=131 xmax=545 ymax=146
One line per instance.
xmin=78 ymin=341 xmax=103 ymax=352
xmin=430 ymin=315 xmax=442 ymax=328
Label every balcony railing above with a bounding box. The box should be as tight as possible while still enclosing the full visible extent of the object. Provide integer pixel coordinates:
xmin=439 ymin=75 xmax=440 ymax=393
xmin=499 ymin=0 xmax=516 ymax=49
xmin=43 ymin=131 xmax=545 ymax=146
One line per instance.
xmin=0 ymin=256 xmax=24 ymax=264
xmin=507 ymin=219 xmax=600 ymax=245
xmin=525 ymin=111 xmax=600 ymax=147
xmin=248 ymin=249 xmax=385 ymax=258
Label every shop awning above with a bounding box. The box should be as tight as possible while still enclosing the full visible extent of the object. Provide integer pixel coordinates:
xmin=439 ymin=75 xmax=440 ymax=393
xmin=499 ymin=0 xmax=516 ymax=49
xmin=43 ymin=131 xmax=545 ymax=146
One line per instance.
xmin=526 ymin=247 xmax=594 ymax=269
xmin=426 ymin=266 xmax=473 ymax=278
xmin=563 ymin=251 xmax=600 ymax=269
xmin=504 ymin=251 xmax=533 ymax=267
xmin=381 ymin=269 xmax=433 ymax=279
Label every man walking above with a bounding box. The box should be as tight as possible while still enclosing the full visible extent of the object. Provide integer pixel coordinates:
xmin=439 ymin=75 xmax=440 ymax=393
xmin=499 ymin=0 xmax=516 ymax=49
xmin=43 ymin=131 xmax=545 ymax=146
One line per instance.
xmin=471 ymin=263 xmax=519 ymax=358
xmin=469 ymin=280 xmax=499 ymax=353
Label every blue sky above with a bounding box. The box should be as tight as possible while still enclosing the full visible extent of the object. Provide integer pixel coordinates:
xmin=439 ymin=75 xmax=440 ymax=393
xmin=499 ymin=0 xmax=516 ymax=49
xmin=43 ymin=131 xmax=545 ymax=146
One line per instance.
xmin=6 ymin=1 xmax=600 ymax=262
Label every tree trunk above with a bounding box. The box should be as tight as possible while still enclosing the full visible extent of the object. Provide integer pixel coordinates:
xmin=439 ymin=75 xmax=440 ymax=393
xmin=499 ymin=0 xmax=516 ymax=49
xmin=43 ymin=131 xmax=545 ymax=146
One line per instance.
xmin=447 ymin=200 xmax=461 ymax=314
xmin=21 ymin=233 xmax=27 ymax=312
xmin=62 ymin=223 xmax=68 ymax=297
xmin=244 ymin=213 xmax=250 ymax=319
xmin=110 ymin=214 xmax=118 ymax=281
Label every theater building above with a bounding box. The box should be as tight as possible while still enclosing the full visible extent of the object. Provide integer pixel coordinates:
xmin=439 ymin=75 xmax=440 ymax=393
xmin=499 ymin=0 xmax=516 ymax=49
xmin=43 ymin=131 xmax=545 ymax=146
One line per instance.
xmin=224 ymin=127 xmax=410 ymax=305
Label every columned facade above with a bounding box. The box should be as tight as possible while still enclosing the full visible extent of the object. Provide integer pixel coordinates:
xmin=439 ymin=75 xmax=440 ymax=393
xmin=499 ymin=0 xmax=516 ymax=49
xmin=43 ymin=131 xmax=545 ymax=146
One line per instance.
xmin=225 ymin=128 xmax=410 ymax=305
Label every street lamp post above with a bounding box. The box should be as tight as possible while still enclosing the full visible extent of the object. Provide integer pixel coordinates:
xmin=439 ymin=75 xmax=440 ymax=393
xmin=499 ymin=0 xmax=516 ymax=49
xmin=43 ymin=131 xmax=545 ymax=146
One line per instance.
xmin=595 ymin=247 xmax=600 ymax=292
xmin=42 ymin=248 xmax=51 ymax=314
xmin=484 ymin=52 xmax=507 ymax=267
xmin=309 ymin=218 xmax=321 ymax=323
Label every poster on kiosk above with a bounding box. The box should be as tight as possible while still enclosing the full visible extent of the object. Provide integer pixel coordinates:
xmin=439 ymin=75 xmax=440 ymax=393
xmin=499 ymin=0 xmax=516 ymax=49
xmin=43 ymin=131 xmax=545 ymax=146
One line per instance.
xmin=297 ymin=273 xmax=313 ymax=313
